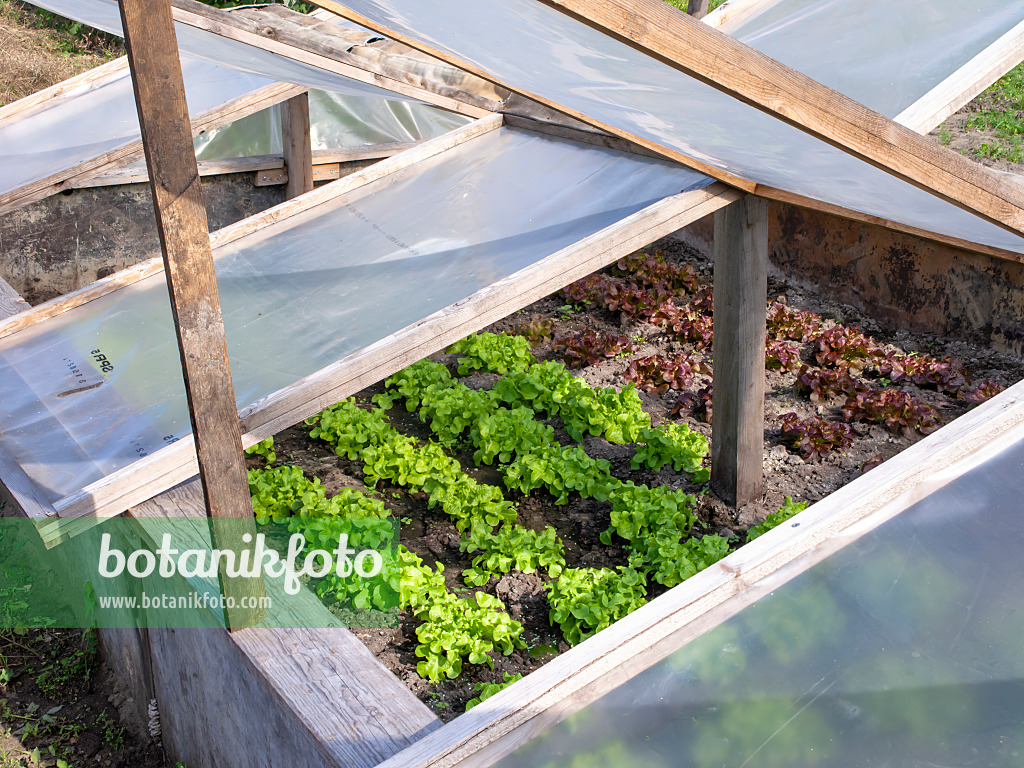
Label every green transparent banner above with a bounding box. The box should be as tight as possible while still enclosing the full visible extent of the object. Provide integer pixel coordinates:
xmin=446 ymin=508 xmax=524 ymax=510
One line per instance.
xmin=0 ymin=515 xmax=400 ymax=630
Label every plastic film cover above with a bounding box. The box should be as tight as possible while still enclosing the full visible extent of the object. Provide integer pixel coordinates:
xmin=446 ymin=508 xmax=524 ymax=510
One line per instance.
xmin=333 ymin=0 xmax=1024 ymax=255
xmin=496 ymin=422 xmax=1024 ymax=767
xmin=0 ymin=127 xmax=708 ymax=502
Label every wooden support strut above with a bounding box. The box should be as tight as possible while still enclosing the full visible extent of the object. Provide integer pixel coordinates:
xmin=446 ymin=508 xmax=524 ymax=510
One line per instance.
xmin=118 ymin=0 xmax=264 ymax=630
xmin=281 ymin=92 xmax=314 ymax=199
xmin=710 ymin=194 xmax=768 ymax=508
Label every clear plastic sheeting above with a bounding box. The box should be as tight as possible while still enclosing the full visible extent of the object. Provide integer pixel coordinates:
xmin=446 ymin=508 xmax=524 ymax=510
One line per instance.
xmin=0 ymin=127 xmax=709 ymax=502
xmin=336 ymin=0 xmax=1024 ymax=255
xmin=716 ymin=0 xmax=1023 ymax=118
xmin=27 ymin=0 xmax=415 ymax=101
xmin=0 ymin=56 xmax=272 ymax=196
xmin=192 ymin=89 xmax=471 ymax=161
xmin=497 ymin=421 xmax=1024 ymax=767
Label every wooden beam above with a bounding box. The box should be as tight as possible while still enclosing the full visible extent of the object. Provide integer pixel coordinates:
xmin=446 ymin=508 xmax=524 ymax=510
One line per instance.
xmin=895 ymin=17 xmax=1024 ymax=134
xmin=0 ymin=116 xmax=501 ymax=347
xmin=534 ymin=0 xmax=1024 ymax=238
xmin=167 ymin=0 xmax=494 ymax=119
xmin=316 ymin=0 xmax=1024 ymax=239
xmin=281 ymin=92 xmax=314 ymax=198
xmin=368 ymin=377 xmax=1024 ymax=768
xmin=120 ymin=0 xmax=263 ymax=630
xmin=710 ymin=195 xmax=767 ymax=508
xmin=0 ymin=80 xmax=306 ymax=216
xmin=48 ymin=183 xmax=740 ymax=524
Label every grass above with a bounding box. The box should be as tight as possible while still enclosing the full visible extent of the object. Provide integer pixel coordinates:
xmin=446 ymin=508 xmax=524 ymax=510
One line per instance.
xmin=663 ymin=0 xmax=728 ymax=13
xmin=960 ymin=63 xmax=1024 ymax=164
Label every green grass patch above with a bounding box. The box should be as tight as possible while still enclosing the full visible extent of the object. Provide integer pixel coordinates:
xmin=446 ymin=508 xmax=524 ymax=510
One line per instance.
xmin=963 ymin=63 xmax=1024 ymax=163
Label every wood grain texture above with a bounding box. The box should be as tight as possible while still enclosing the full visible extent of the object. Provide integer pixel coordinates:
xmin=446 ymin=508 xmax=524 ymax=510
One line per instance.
xmin=282 ymin=92 xmax=314 ymax=199
xmin=0 ymin=80 xmax=305 ymax=216
xmin=710 ymin=195 xmax=768 ymax=507
xmin=121 ymin=0 xmax=263 ymax=629
xmin=0 ymin=277 xmax=30 ymax=320
xmin=536 ymin=0 xmax=1024 ymax=237
xmin=50 ymin=183 xmax=739 ymax=522
xmin=895 ymin=17 xmax=1024 ymax=134
xmin=168 ymin=0 xmax=493 ymax=118
xmin=371 ymin=377 xmax=1024 ymax=768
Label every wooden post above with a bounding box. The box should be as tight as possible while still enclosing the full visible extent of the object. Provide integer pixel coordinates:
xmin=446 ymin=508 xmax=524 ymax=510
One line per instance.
xmin=119 ymin=0 xmax=264 ymax=630
xmin=711 ymin=195 xmax=767 ymax=508
xmin=281 ymin=92 xmax=314 ymax=199
xmin=687 ymin=0 xmax=710 ymax=19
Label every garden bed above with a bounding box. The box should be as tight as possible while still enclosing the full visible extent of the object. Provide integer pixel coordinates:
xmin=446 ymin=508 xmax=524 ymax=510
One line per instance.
xmin=246 ymin=234 xmax=1024 ymax=722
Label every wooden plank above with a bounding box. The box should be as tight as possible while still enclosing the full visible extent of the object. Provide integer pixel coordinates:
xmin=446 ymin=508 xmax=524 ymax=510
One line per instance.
xmin=0 ymin=277 xmax=30 ymax=320
xmin=315 ymin=0 xmax=1024 ymax=239
xmin=0 ymin=56 xmax=130 ymax=125
xmin=120 ymin=0 xmax=263 ymax=630
xmin=710 ymin=195 xmax=768 ymax=508
xmin=502 ymin=113 xmax=665 ymax=160
xmin=254 ymin=161 xmax=343 ymax=187
xmin=0 ymin=80 xmax=306 ymax=216
xmin=702 ymin=0 xmax=784 ymax=30
xmin=0 ymin=117 xmax=500 ymax=346
xmin=49 ymin=183 xmax=740 ymax=522
xmin=168 ymin=0 xmax=494 ymax=119
xmin=369 ymin=376 xmax=1024 ymax=768
xmin=78 ymin=142 xmax=420 ymax=188
xmin=534 ymin=0 xmax=1024 ymax=237
xmin=895 ymin=17 xmax=1024 ymax=134
xmin=282 ymin=92 xmax=315 ymax=199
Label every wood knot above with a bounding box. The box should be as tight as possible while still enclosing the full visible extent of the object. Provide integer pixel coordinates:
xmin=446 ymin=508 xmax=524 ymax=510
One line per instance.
xmin=261 ymin=26 xmax=276 ymax=37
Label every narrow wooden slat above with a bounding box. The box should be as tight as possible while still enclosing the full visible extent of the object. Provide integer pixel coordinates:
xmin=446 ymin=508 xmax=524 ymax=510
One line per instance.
xmin=0 ymin=117 xmax=500 ymax=345
xmin=0 ymin=278 xmax=30 ymax=320
xmin=702 ymin=0 xmax=783 ymax=30
xmin=282 ymin=92 xmax=314 ymax=198
xmin=711 ymin=195 xmax=767 ymax=507
xmin=535 ymin=0 xmax=1024 ymax=237
xmin=0 ymin=56 xmax=130 ymax=126
xmin=50 ymin=183 xmax=740 ymax=521
xmin=120 ymin=0 xmax=263 ymax=629
xmin=168 ymin=0 xmax=493 ymax=119
xmin=895 ymin=17 xmax=1024 ymax=134
xmin=0 ymin=81 xmax=306 ymax=216
xmin=370 ymin=377 xmax=1024 ymax=768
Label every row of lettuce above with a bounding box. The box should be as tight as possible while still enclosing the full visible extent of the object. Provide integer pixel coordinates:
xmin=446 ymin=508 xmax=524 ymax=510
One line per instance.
xmin=245 ymin=332 xmax=805 ymax=691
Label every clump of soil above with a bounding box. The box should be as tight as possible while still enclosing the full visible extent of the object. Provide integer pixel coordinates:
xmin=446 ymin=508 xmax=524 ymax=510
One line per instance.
xmin=265 ymin=233 xmax=1023 ymax=722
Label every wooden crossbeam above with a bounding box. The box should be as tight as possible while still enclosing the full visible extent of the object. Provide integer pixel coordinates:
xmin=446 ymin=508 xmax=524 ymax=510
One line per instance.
xmin=281 ymin=92 xmax=314 ymax=198
xmin=535 ymin=0 xmax=1024 ymax=238
xmin=120 ymin=0 xmax=264 ymax=630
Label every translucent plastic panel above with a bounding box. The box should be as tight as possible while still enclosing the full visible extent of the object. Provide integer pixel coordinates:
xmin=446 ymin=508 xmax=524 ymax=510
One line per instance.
xmin=192 ymin=90 xmax=471 ymax=161
xmin=498 ymin=425 xmax=1024 ymax=767
xmin=717 ymin=0 xmax=1023 ymax=117
xmin=27 ymin=0 xmax=413 ymax=101
xmin=0 ymin=55 xmax=271 ymax=196
xmin=336 ymin=0 xmax=1024 ymax=255
xmin=0 ymin=127 xmax=709 ymax=502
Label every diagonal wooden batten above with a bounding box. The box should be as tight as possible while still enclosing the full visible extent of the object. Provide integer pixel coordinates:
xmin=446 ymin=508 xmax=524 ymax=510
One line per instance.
xmin=534 ymin=0 xmax=1024 ymax=238
xmin=0 ymin=80 xmax=307 ymax=216
xmin=311 ymin=0 xmax=1024 ymax=241
xmin=0 ymin=56 xmax=130 ymax=126
xmin=48 ymin=182 xmax=740 ymax=525
xmin=0 ymin=114 xmax=502 ymax=345
xmin=895 ymin=17 xmax=1024 ymax=134
xmin=167 ymin=0 xmax=494 ymax=119
xmin=701 ymin=0 xmax=783 ymax=30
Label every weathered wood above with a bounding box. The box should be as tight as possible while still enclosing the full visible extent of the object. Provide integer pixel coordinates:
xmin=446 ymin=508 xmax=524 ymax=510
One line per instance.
xmin=319 ymin=0 xmax=1024 ymax=238
xmin=120 ymin=0 xmax=263 ymax=630
xmin=0 ymin=277 xmax=30 ymax=320
xmin=370 ymin=377 xmax=1024 ymax=768
xmin=254 ymin=162 xmax=341 ymax=187
xmin=168 ymin=0 xmax=494 ymax=119
xmin=47 ymin=184 xmax=739 ymax=523
xmin=895 ymin=17 xmax=1024 ymax=134
xmin=0 ymin=80 xmax=305 ymax=216
xmin=502 ymin=113 xmax=665 ymax=160
xmin=534 ymin=0 xmax=1024 ymax=237
xmin=711 ymin=195 xmax=768 ymax=508
xmin=78 ymin=143 xmax=420 ymax=188
xmin=281 ymin=92 xmax=314 ymax=199
xmin=686 ymin=0 xmax=710 ymax=19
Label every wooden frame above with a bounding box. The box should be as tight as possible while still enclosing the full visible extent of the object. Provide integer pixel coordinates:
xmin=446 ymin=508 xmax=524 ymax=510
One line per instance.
xmin=366 ymin=374 xmax=1024 ymax=768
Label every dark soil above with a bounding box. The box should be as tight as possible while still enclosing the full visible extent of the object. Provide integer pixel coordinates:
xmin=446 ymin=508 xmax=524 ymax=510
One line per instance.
xmin=263 ymin=232 xmax=1024 ymax=723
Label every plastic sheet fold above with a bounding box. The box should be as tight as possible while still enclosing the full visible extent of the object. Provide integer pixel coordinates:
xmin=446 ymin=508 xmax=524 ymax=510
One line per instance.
xmin=0 ymin=127 xmax=708 ymax=502
xmin=334 ymin=0 xmax=1024 ymax=254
